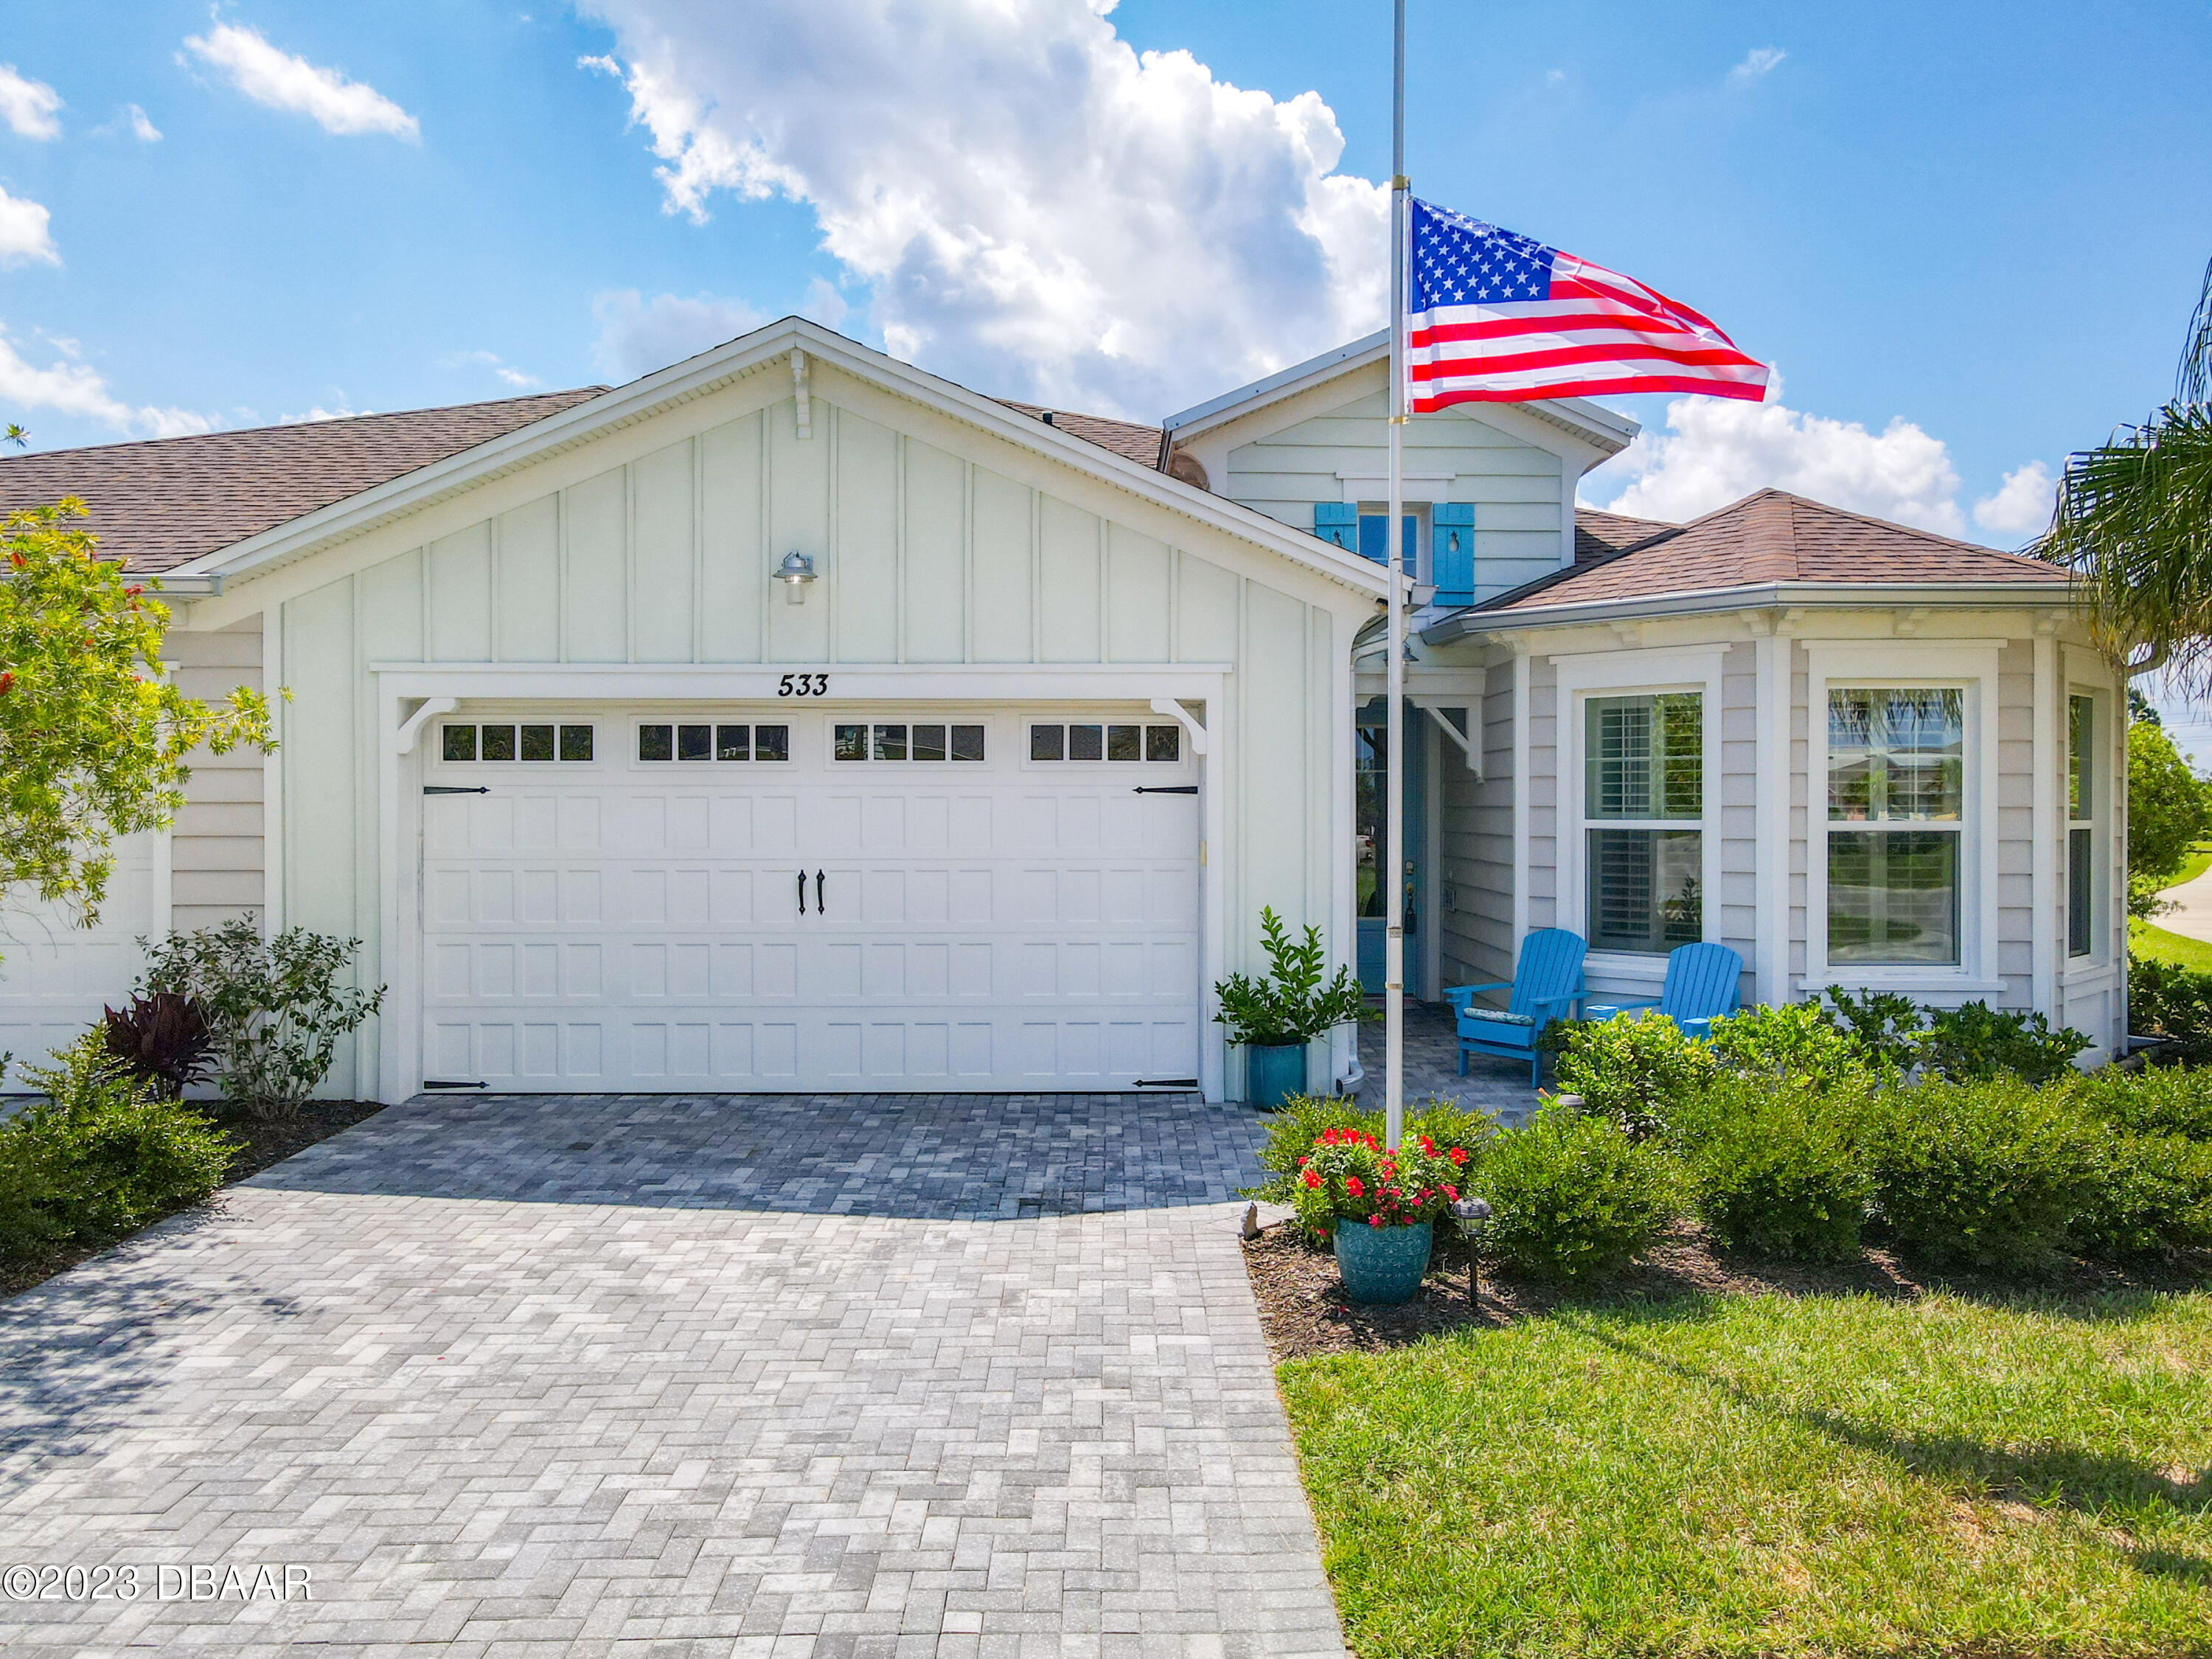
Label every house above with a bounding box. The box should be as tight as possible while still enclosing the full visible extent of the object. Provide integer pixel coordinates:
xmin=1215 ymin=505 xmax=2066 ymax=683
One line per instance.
xmin=0 ymin=317 xmax=2118 ymax=1104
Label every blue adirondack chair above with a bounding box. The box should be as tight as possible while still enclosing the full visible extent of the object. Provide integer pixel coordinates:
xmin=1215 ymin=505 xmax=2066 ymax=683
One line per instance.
xmin=1584 ymin=942 xmax=1745 ymax=1039
xmin=1443 ymin=928 xmax=1587 ymax=1085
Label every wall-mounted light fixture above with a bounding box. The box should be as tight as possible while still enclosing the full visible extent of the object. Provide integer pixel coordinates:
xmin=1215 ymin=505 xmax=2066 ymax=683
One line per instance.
xmin=776 ymin=550 xmax=819 ymax=605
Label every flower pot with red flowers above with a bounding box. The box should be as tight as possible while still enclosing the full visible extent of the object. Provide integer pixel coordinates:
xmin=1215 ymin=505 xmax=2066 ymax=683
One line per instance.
xmin=1290 ymin=1126 xmax=1477 ymax=1304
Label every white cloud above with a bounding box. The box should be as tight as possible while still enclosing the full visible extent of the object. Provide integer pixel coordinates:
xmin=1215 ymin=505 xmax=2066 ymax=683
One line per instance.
xmin=183 ymin=21 xmax=419 ymax=141
xmin=0 ymin=325 xmax=210 ymax=437
xmin=125 ymin=103 xmax=161 ymax=142
xmin=1728 ymin=47 xmax=1786 ymax=85
xmin=1970 ymin=460 xmax=2055 ymax=541
xmin=0 ymin=186 xmax=59 ymax=268
xmin=441 ymin=347 xmax=540 ymax=389
xmin=575 ymin=0 xmax=1387 ymax=416
xmin=801 ymin=276 xmax=848 ymax=331
xmin=591 ymin=288 xmax=765 ymax=381
xmin=0 ymin=66 xmax=62 ymax=140
xmin=279 ymin=405 xmax=370 ymax=424
xmin=1588 ymin=376 xmax=1971 ymax=536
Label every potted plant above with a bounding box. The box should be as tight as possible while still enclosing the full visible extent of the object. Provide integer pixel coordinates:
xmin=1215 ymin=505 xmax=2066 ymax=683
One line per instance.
xmin=1214 ymin=907 xmax=1371 ymax=1110
xmin=1291 ymin=1125 xmax=1475 ymax=1304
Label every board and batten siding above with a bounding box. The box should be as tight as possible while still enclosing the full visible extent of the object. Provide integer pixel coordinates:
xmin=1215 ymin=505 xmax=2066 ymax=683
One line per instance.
xmin=167 ymin=619 xmax=265 ymax=932
xmin=1219 ymin=387 xmax=1568 ymax=600
xmin=241 ymin=369 xmax=1357 ymax=1098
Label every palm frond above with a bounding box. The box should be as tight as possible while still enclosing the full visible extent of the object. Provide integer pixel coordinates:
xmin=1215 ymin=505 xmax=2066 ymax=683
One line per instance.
xmin=2184 ymin=253 xmax=2212 ymax=407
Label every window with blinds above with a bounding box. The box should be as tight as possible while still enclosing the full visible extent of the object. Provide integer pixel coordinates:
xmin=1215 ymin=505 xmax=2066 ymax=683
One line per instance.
xmin=1826 ymin=687 xmax=1964 ymax=966
xmin=1583 ymin=692 xmax=1703 ymax=954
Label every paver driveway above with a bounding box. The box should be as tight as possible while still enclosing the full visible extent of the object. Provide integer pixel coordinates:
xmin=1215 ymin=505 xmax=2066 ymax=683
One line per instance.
xmin=0 ymin=1093 xmax=1347 ymax=1658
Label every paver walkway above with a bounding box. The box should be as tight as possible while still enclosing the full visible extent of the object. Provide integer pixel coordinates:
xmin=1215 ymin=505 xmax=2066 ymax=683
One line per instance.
xmin=2157 ymin=865 xmax=2212 ymax=944
xmin=1354 ymin=999 xmax=1542 ymax=1126
xmin=0 ymin=1093 xmax=1347 ymax=1658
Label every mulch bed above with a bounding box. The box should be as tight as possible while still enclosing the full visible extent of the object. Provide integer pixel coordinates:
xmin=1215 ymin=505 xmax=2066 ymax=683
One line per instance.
xmin=1242 ymin=1216 xmax=2207 ymax=1363
xmin=0 ymin=1098 xmax=384 ymax=1302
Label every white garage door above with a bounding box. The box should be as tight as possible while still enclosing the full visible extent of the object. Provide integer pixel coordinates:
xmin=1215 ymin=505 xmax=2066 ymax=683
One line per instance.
xmin=0 ymin=833 xmax=159 ymax=1088
xmin=420 ymin=706 xmax=1202 ymax=1093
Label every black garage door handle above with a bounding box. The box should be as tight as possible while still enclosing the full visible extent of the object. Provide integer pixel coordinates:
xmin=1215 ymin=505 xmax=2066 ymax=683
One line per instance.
xmin=797 ymin=870 xmax=807 ymax=914
xmin=815 ymin=869 xmax=826 ymax=912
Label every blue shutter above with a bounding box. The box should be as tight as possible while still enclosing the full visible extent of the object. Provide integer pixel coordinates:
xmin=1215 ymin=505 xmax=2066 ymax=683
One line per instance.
xmin=1433 ymin=503 xmax=1475 ymax=605
xmin=1313 ymin=502 xmax=1358 ymax=552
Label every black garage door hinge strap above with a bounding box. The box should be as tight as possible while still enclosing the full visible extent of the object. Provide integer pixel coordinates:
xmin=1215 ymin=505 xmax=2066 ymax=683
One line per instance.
xmin=424 ymin=785 xmax=490 ymax=796
xmin=422 ymin=1079 xmax=487 ymax=1091
xmin=1133 ymin=785 xmax=1198 ymax=795
xmin=1135 ymin=1077 xmax=1200 ymax=1088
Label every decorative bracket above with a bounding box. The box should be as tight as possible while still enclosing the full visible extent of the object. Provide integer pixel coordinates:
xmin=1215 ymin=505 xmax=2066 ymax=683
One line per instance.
xmin=1149 ymin=697 xmax=1209 ymax=756
xmin=1412 ymin=698 xmax=1481 ymax=775
xmin=389 ymin=696 xmax=458 ymax=757
xmin=791 ymin=348 xmax=812 ymax=439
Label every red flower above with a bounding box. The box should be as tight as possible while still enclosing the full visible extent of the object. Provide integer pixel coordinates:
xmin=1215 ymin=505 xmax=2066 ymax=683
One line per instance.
xmin=0 ymin=671 xmax=11 ymax=696
xmin=1444 ymin=1183 xmax=1458 ymax=1201
xmin=1447 ymin=1147 xmax=1468 ymax=1166
xmin=1345 ymin=1176 xmax=1364 ymax=1197
xmin=1301 ymin=1169 xmax=1321 ymax=1189
xmin=1368 ymin=1215 xmax=1384 ymax=1227
xmin=1420 ymin=1136 xmax=1436 ymax=1155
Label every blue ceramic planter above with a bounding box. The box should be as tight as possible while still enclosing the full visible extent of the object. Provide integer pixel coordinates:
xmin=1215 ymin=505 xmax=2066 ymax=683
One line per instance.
xmin=1333 ymin=1219 xmax=1433 ymax=1305
xmin=1244 ymin=1043 xmax=1307 ymax=1111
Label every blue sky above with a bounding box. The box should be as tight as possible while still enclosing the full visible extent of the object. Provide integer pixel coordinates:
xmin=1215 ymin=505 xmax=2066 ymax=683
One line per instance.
xmin=1 ymin=1 xmax=2209 ymax=552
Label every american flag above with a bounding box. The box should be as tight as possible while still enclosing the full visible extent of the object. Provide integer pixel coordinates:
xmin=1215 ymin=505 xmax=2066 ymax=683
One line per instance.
xmin=1405 ymin=197 xmax=1771 ymax=408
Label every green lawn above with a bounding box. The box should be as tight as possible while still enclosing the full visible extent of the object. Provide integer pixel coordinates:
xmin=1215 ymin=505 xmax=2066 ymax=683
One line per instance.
xmin=2132 ymin=917 xmax=2212 ymax=974
xmin=2171 ymin=841 xmax=2212 ymax=892
xmin=1280 ymin=1290 xmax=2212 ymax=1658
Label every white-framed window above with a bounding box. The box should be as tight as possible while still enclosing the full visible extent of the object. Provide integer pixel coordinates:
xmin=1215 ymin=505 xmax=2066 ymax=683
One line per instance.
xmin=834 ymin=721 xmax=986 ymax=762
xmin=1026 ymin=721 xmax=1183 ymax=763
xmin=2068 ymin=691 xmax=2097 ymax=959
xmin=1554 ymin=646 xmax=1725 ymax=970
xmin=443 ymin=721 xmax=594 ymax=762
xmin=636 ymin=720 xmax=790 ymax=762
xmin=1583 ymin=692 xmax=1705 ymax=953
xmin=1806 ymin=644 xmax=1998 ymax=988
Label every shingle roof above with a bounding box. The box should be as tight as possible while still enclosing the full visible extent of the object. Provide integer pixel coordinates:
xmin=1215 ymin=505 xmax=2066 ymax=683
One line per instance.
xmin=994 ymin=400 xmax=1167 ymax=467
xmin=0 ymin=389 xmax=606 ymax=573
xmin=0 ymin=387 xmax=1174 ymax=575
xmin=1482 ymin=489 xmax=2070 ymax=616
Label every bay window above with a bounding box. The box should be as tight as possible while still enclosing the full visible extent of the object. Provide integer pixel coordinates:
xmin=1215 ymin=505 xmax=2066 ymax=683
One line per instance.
xmin=1584 ymin=692 xmax=1703 ymax=953
xmin=1826 ymin=687 xmax=1964 ymax=966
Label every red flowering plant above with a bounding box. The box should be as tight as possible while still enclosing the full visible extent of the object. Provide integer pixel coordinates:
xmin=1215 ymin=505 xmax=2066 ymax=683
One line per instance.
xmin=1290 ymin=1125 xmax=1475 ymax=1237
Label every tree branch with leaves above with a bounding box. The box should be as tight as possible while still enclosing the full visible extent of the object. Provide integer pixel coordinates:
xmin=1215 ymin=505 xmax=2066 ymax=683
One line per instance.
xmin=0 ymin=498 xmax=274 ymax=939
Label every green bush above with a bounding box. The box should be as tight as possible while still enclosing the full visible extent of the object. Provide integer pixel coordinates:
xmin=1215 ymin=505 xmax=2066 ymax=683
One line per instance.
xmin=1917 ymin=1001 xmax=2090 ymax=1084
xmin=2065 ymin=1062 xmax=2212 ymax=1142
xmin=2069 ymin=1133 xmax=2212 ymax=1260
xmin=1247 ymin=1094 xmax=1494 ymax=1205
xmin=1820 ymin=987 xmax=1924 ymax=1071
xmin=2127 ymin=954 xmax=2212 ymax=1065
xmin=1475 ymin=1105 xmax=1680 ymax=1280
xmin=0 ymin=1034 xmax=236 ymax=1259
xmin=142 ymin=922 xmax=384 ymax=1118
xmin=1549 ymin=1011 xmax=1717 ymax=1140
xmin=1670 ymin=1072 xmax=1877 ymax=1262
xmin=1862 ymin=1076 xmax=2096 ymax=1270
xmin=1705 ymin=1001 xmax=1875 ymax=1089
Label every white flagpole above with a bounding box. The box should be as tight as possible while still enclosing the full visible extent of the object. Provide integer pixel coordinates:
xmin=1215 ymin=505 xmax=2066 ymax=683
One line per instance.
xmin=1385 ymin=0 xmax=1407 ymax=1152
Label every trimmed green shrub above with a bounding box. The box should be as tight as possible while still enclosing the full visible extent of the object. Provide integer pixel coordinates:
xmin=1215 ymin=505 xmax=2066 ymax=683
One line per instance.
xmin=2128 ymin=954 xmax=2212 ymax=1065
xmin=1670 ymin=1072 xmax=1877 ymax=1261
xmin=1705 ymin=1001 xmax=1875 ymax=1090
xmin=1476 ymin=1105 xmax=1680 ymax=1280
xmin=1821 ymin=987 xmax=1924 ymax=1071
xmin=1549 ymin=1011 xmax=1717 ymax=1141
xmin=1246 ymin=1095 xmax=1494 ymax=1206
xmin=1862 ymin=1075 xmax=2097 ymax=1270
xmin=2069 ymin=1133 xmax=2212 ymax=1260
xmin=2066 ymin=1062 xmax=2212 ymax=1143
xmin=0 ymin=1034 xmax=235 ymax=1259
xmin=1916 ymin=1001 xmax=2090 ymax=1084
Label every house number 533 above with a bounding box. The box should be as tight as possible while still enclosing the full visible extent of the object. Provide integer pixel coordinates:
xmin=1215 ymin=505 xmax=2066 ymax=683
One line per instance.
xmin=777 ymin=673 xmax=830 ymax=697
